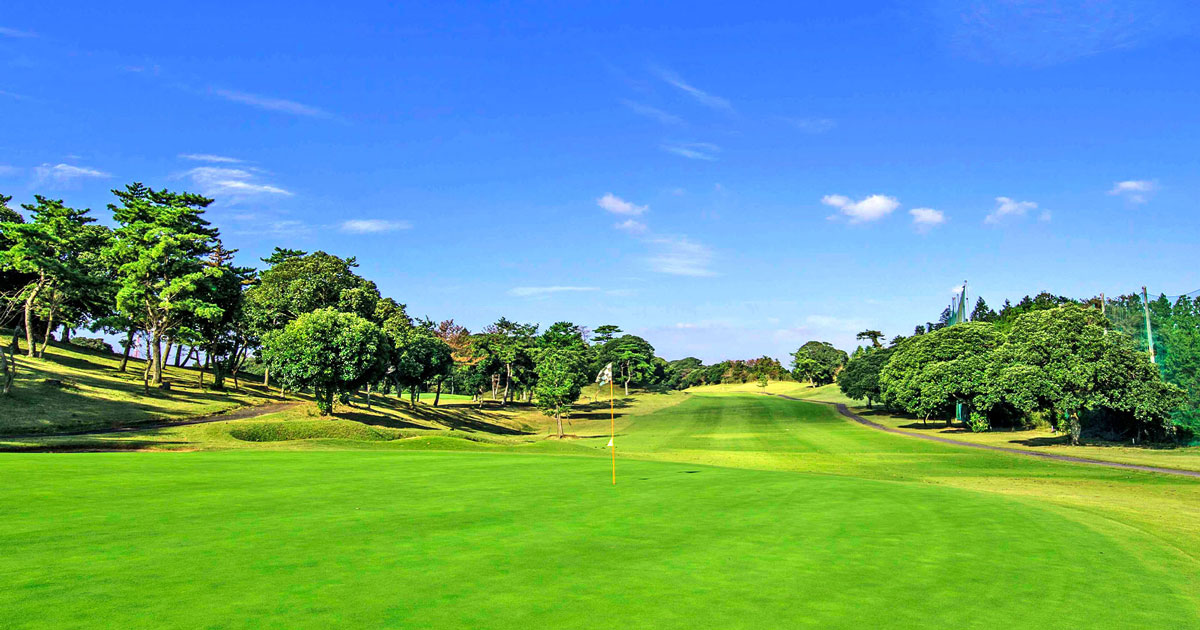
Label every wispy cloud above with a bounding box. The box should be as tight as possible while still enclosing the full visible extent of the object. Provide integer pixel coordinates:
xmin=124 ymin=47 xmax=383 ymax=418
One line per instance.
xmin=944 ymin=0 xmax=1177 ymax=66
xmin=340 ymin=219 xmax=412 ymax=234
xmin=615 ymin=218 xmax=647 ymax=233
xmin=509 ymin=286 xmax=600 ymax=297
xmin=984 ymin=196 xmax=1038 ymax=224
xmin=0 ymin=165 xmax=20 ymax=177
xmin=648 ymin=236 xmax=716 ymax=277
xmin=661 ymin=142 xmax=719 ymax=161
xmin=0 ymin=27 xmax=36 ymax=38
xmin=183 ymin=166 xmax=292 ymax=198
xmin=784 ymin=117 xmax=836 ymax=133
xmin=619 ymin=99 xmax=684 ymax=126
xmin=656 ymin=68 xmax=732 ymax=111
xmin=213 ymin=88 xmax=331 ymax=118
xmin=909 ymin=207 xmax=945 ymax=231
xmin=180 ymin=153 xmax=244 ymax=164
xmin=35 ymin=163 xmax=110 ymax=185
xmin=822 ymin=194 xmax=900 ymax=223
xmin=1108 ymin=179 xmax=1155 ymax=204
xmin=597 ymin=193 xmax=648 ymax=216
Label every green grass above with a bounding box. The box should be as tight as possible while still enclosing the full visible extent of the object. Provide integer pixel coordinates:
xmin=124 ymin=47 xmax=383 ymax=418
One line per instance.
xmin=1 ymin=394 xmax=1197 ymax=628
xmin=0 ymin=338 xmax=293 ymax=435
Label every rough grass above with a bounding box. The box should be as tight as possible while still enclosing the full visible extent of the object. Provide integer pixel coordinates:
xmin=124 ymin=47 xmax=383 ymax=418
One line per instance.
xmin=0 ymin=337 xmax=292 ymax=435
xmin=1 ymin=394 xmax=1197 ymax=629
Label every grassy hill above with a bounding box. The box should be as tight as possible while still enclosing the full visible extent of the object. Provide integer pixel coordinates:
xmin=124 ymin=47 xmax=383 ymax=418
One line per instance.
xmin=1 ymin=393 xmax=1196 ymax=629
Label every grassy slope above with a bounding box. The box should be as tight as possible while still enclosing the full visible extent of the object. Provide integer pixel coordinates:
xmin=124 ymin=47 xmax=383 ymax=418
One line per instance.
xmin=1 ymin=394 xmax=1197 ymax=629
xmin=0 ymin=338 xmax=293 ymax=435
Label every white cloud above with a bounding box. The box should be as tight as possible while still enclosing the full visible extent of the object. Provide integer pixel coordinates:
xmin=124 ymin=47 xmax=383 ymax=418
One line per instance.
xmin=183 ymin=166 xmax=292 ymax=198
xmin=1108 ymin=179 xmax=1155 ymax=203
xmin=648 ymin=236 xmax=716 ymax=277
xmin=661 ymin=142 xmax=719 ymax=161
xmin=0 ymin=27 xmax=36 ymax=38
xmin=339 ymin=219 xmax=412 ymax=234
xmin=597 ymin=193 xmax=647 ymax=216
xmin=180 ymin=153 xmax=244 ymax=164
xmin=615 ymin=219 xmax=647 ymax=233
xmin=984 ymin=196 xmax=1038 ymax=224
xmin=784 ymin=117 xmax=836 ymax=133
xmin=619 ymin=99 xmax=684 ymax=126
xmin=35 ymin=163 xmax=110 ymax=185
xmin=213 ymin=88 xmax=331 ymax=118
xmin=909 ymin=207 xmax=946 ymax=230
xmin=509 ymin=286 xmax=600 ymax=297
xmin=822 ymin=194 xmax=900 ymax=223
xmin=657 ymin=69 xmax=732 ymax=111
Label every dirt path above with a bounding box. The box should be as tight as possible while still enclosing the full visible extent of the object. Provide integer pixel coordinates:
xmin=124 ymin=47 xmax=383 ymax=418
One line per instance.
xmin=772 ymin=395 xmax=1200 ymax=479
xmin=0 ymin=402 xmax=302 ymax=440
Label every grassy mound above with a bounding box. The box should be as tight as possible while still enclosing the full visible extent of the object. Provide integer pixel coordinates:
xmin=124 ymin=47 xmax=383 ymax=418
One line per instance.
xmin=227 ymin=420 xmax=407 ymax=442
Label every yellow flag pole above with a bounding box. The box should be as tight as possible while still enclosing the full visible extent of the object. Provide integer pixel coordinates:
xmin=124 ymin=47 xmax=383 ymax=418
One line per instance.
xmin=610 ymin=378 xmax=615 ymax=485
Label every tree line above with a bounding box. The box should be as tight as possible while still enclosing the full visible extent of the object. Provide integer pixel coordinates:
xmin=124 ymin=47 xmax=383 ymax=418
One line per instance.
xmin=837 ymin=292 xmax=1197 ymax=445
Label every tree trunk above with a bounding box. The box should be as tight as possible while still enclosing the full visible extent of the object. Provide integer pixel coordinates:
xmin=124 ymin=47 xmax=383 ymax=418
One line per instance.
xmin=434 ymin=379 xmax=442 ymax=407
xmin=11 ymin=326 xmax=21 ymax=355
xmin=366 ymin=383 xmax=372 ymax=410
xmin=62 ymin=327 xmax=71 ymax=343
xmin=162 ymin=339 xmax=174 ymax=373
xmin=556 ymin=410 xmax=564 ymax=438
xmin=409 ymin=386 xmax=417 ymax=409
xmin=142 ymin=337 xmax=153 ymax=395
xmin=151 ymin=334 xmax=164 ymax=386
xmin=502 ymin=363 xmax=512 ymax=405
xmin=38 ymin=305 xmax=56 ymax=358
xmin=1 ymin=342 xmax=15 ymax=395
xmin=118 ymin=330 xmax=134 ymax=372
xmin=23 ymin=275 xmax=44 ymax=358
xmin=174 ymin=343 xmax=184 ymax=367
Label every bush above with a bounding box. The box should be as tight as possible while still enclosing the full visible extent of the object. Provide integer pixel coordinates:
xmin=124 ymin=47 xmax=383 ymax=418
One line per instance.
xmin=70 ymin=337 xmax=115 ymax=354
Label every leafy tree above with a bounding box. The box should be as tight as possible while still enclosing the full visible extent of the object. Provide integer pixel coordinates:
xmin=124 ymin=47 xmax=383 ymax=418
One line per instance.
xmin=664 ymin=357 xmax=705 ymax=389
xmin=534 ymin=322 xmax=590 ymax=436
xmin=878 ymin=322 xmax=1003 ymax=425
xmin=600 ymin=334 xmax=655 ymax=395
xmin=245 ymin=249 xmax=383 ymax=386
xmin=194 ymin=244 xmax=256 ymax=390
xmin=106 ymin=184 xmax=225 ymax=386
xmin=789 ymin=341 xmax=847 ymax=386
xmin=478 ymin=317 xmax=538 ymax=404
xmin=981 ymin=305 xmax=1184 ymax=443
xmin=856 ymin=330 xmax=884 ymax=348
xmin=385 ymin=317 xmax=452 ymax=408
xmin=262 ymin=308 xmax=390 ymax=414
xmin=0 ymin=196 xmax=109 ymax=358
xmin=592 ymin=324 xmax=622 ymax=345
xmin=970 ymin=297 xmax=997 ymax=322
xmin=838 ymin=347 xmax=895 ymax=408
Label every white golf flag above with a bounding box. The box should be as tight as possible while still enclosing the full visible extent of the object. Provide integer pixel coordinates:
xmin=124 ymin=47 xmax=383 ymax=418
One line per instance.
xmin=606 ymin=437 xmax=614 ymax=447
xmin=596 ymin=362 xmax=613 ymax=386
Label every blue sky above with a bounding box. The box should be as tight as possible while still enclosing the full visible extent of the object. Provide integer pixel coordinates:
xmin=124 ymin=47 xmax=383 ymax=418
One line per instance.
xmin=2 ymin=1 xmax=1199 ymax=362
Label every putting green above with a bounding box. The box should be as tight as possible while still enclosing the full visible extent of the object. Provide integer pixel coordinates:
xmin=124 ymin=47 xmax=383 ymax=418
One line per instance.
xmin=1 ymin=396 xmax=1197 ymax=628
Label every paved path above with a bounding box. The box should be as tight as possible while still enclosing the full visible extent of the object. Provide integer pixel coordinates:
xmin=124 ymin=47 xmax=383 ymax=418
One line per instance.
xmin=772 ymin=394 xmax=1200 ymax=479
xmin=0 ymin=402 xmax=301 ymax=440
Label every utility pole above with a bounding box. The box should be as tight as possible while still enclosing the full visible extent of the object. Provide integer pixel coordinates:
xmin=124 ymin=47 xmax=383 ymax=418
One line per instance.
xmin=1142 ymin=286 xmax=1156 ymax=364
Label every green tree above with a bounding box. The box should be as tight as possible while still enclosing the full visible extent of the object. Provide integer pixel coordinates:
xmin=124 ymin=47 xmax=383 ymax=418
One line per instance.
xmin=789 ymin=341 xmax=847 ymax=386
xmin=592 ymin=324 xmax=622 ymax=345
xmin=534 ymin=322 xmax=590 ymax=437
xmin=838 ymin=346 xmax=895 ymax=408
xmin=856 ymin=330 xmax=884 ymax=348
xmin=106 ymin=184 xmax=227 ymax=386
xmin=194 ymin=244 xmax=256 ymax=390
xmin=879 ymin=322 xmax=1002 ymax=426
xmin=981 ymin=305 xmax=1184 ymax=443
xmin=385 ymin=317 xmax=453 ymax=408
xmin=600 ymin=334 xmax=655 ymax=395
xmin=970 ymin=297 xmax=997 ymax=322
xmin=262 ymin=308 xmax=390 ymax=415
xmin=245 ymin=249 xmax=383 ymax=386
xmin=0 ymin=196 xmax=109 ymax=358
xmin=479 ymin=317 xmax=539 ymax=405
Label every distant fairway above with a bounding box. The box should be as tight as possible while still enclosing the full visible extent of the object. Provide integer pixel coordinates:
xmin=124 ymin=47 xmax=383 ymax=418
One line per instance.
xmin=2 ymin=395 xmax=1198 ymax=629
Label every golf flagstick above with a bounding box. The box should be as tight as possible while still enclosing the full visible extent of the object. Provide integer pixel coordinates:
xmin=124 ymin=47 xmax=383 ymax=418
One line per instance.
xmin=610 ymin=377 xmax=615 ymax=485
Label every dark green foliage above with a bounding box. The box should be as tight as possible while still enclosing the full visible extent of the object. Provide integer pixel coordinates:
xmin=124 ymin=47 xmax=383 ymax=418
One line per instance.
xmin=879 ymin=322 xmax=1003 ymax=423
xmin=262 ymin=308 xmax=390 ymax=414
xmin=970 ymin=297 xmax=997 ymax=322
xmin=69 ymin=337 xmax=115 ymax=354
xmin=596 ymin=334 xmax=656 ymax=395
xmin=838 ymin=347 xmax=894 ymax=407
xmin=790 ymin=341 xmax=847 ymax=386
xmin=533 ymin=322 xmax=590 ymax=436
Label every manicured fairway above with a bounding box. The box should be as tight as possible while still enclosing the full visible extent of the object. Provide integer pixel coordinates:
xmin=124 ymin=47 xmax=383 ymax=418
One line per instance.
xmin=2 ymin=395 xmax=1198 ymax=629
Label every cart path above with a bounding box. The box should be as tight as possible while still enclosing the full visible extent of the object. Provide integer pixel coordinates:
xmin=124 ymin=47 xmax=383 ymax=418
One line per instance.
xmin=771 ymin=394 xmax=1200 ymax=479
